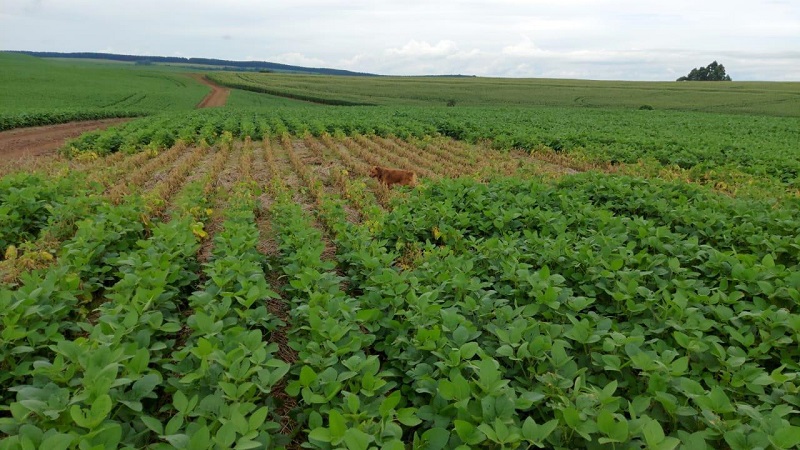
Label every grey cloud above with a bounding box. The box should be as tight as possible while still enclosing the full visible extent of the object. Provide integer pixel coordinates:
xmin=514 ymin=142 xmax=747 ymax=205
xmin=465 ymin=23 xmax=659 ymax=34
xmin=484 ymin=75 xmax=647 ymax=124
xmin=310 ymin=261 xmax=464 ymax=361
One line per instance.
xmin=1 ymin=0 xmax=798 ymax=80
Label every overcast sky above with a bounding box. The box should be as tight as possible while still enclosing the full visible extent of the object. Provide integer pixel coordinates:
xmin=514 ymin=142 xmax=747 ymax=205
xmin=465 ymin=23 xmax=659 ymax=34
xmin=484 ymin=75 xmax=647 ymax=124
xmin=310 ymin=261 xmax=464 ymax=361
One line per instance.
xmin=2 ymin=0 xmax=799 ymax=81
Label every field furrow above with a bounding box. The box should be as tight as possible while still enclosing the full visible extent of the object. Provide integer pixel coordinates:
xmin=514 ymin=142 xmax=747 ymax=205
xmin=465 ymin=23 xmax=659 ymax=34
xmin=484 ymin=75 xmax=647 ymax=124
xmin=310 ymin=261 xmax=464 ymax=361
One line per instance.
xmin=377 ymin=135 xmax=468 ymax=178
xmin=248 ymin=139 xmax=302 ymax=444
xmin=362 ymin=134 xmax=447 ymax=179
xmin=196 ymin=141 xmax=240 ymax=264
xmin=352 ymin=134 xmax=437 ymax=179
xmin=278 ymin=135 xmax=339 ymax=261
xmin=106 ymin=142 xmax=188 ymax=203
xmin=1 ymin=131 xmax=799 ymax=450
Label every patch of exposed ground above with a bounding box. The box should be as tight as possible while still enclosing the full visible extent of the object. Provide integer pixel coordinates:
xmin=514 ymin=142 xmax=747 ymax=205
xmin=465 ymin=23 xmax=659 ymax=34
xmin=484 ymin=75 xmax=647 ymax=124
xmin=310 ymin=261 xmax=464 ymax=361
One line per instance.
xmin=249 ymin=140 xmax=301 ymax=447
xmin=0 ymin=118 xmax=131 ymax=160
xmin=197 ymin=143 xmax=241 ymax=264
xmin=188 ymin=74 xmax=230 ymax=108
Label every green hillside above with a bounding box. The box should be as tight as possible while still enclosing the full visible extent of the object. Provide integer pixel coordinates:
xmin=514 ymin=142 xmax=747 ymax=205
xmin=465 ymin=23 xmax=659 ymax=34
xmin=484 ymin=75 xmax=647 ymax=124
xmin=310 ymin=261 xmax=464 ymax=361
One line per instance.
xmin=212 ymin=71 xmax=800 ymax=116
xmin=0 ymin=53 xmax=210 ymax=129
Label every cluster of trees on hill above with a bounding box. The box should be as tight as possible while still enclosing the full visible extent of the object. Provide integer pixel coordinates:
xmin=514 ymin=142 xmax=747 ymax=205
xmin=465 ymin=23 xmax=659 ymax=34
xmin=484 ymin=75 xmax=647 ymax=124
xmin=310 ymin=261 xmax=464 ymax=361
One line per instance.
xmin=10 ymin=51 xmax=376 ymax=77
xmin=677 ymin=61 xmax=732 ymax=81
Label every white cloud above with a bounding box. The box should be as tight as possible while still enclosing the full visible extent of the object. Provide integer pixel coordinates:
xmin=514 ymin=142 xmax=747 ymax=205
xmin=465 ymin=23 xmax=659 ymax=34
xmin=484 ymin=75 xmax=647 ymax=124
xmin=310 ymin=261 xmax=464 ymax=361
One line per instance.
xmin=269 ymin=52 xmax=326 ymax=67
xmin=1 ymin=0 xmax=798 ymax=80
xmin=387 ymin=40 xmax=459 ymax=57
xmin=502 ymin=37 xmax=548 ymax=58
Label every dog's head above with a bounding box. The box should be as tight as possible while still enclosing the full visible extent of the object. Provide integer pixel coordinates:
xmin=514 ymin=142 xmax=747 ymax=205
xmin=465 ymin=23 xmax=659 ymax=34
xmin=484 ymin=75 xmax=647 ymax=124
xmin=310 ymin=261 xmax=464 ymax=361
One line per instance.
xmin=368 ymin=166 xmax=381 ymax=178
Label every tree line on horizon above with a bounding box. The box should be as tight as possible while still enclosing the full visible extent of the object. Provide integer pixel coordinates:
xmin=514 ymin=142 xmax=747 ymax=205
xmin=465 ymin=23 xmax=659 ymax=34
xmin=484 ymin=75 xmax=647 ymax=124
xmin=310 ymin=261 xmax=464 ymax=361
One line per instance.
xmin=677 ymin=61 xmax=732 ymax=81
xmin=7 ymin=51 xmax=377 ymax=77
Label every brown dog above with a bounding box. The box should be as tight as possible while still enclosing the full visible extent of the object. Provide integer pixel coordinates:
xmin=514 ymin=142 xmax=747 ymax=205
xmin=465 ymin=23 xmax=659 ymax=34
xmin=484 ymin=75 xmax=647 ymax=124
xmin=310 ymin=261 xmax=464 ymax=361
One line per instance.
xmin=369 ymin=166 xmax=418 ymax=188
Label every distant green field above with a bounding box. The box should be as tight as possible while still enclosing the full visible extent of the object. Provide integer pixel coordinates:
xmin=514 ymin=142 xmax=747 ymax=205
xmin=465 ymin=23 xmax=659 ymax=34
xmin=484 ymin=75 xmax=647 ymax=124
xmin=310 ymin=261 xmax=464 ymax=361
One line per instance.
xmin=0 ymin=53 xmax=210 ymax=129
xmin=226 ymin=88 xmax=321 ymax=108
xmin=209 ymin=72 xmax=800 ymax=116
xmin=42 ymin=58 xmax=216 ymax=73
xmin=3 ymin=51 xmax=799 ymax=191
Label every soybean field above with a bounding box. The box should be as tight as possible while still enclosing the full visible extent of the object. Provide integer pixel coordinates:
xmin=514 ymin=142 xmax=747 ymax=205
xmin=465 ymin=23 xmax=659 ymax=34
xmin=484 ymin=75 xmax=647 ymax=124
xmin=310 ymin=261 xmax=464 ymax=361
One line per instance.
xmin=0 ymin=57 xmax=799 ymax=450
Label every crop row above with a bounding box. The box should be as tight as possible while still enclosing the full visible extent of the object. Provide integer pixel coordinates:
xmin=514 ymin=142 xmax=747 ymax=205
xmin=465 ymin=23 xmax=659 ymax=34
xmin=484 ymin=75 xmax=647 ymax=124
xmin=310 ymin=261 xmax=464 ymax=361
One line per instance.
xmin=0 ymin=110 xmax=148 ymax=132
xmin=0 ymin=141 xmax=218 ymax=284
xmin=273 ymin=141 xmax=800 ymax=448
xmin=207 ymin=73 xmax=375 ymax=106
xmin=206 ymin=70 xmax=800 ymax=117
xmin=269 ymin=137 xmax=453 ymax=448
xmin=2 ymin=133 xmax=799 ymax=449
xmin=372 ymin=176 xmax=800 ymax=448
xmin=308 ymin=165 xmax=576 ymax=448
xmin=0 ymin=143 xmax=237 ymax=448
xmin=0 ymin=139 xmax=293 ymax=448
xmin=65 ymin=106 xmax=800 ymax=189
xmin=0 ymin=172 xmax=102 ymax=253
xmin=0 ymin=193 xmax=203 ymax=448
xmin=161 ymin=182 xmax=288 ymax=449
xmin=0 ymin=53 xmax=209 ymax=130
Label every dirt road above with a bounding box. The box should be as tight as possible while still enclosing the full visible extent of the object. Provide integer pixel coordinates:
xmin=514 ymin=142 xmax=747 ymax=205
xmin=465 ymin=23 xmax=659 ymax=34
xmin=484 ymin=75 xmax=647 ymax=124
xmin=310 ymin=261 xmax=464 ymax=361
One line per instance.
xmin=0 ymin=74 xmax=230 ymax=161
xmin=0 ymin=118 xmax=132 ymax=160
xmin=190 ymin=74 xmax=230 ymax=108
